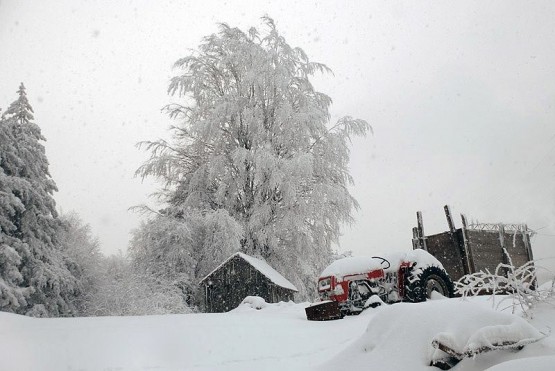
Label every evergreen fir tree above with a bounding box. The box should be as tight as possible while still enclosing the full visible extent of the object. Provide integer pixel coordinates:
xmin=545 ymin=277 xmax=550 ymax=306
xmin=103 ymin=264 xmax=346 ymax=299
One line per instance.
xmin=0 ymin=83 xmax=79 ymax=316
xmin=0 ymin=109 xmax=31 ymax=311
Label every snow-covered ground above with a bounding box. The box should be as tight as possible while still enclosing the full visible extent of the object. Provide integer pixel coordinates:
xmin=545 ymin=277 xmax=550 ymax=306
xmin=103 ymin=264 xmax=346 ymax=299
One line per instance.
xmin=1 ymin=296 xmax=554 ymax=371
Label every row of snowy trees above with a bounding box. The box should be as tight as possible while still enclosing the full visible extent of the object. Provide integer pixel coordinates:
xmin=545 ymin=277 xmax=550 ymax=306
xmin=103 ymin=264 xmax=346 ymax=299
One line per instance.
xmin=0 ymin=85 xmax=187 ymax=317
xmin=1 ymin=18 xmax=367 ymax=316
xmin=129 ymin=17 xmax=369 ymax=302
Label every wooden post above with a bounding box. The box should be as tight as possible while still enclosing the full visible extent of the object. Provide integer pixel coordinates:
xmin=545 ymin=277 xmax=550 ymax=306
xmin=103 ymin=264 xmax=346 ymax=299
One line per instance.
xmin=522 ymin=224 xmax=534 ymax=261
xmin=499 ymin=224 xmax=509 ymax=260
xmin=522 ymin=224 xmax=536 ymax=289
xmin=412 ymin=227 xmax=419 ymax=250
xmin=417 ymin=211 xmax=427 ymax=251
xmin=499 ymin=224 xmax=510 ymax=276
xmin=460 ymin=214 xmax=474 ymax=274
xmin=444 ymin=205 xmax=456 ymax=233
xmin=498 ymin=223 xmax=505 ymax=249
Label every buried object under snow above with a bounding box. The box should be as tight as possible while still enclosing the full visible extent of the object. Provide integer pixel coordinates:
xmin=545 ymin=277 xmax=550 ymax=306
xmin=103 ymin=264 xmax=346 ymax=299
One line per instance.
xmin=307 ymin=249 xmax=454 ymax=320
xmin=430 ymin=311 xmax=546 ymax=369
xmin=305 ymin=300 xmax=343 ymax=321
xmin=431 ymin=335 xmax=544 ymax=370
xmin=321 ymin=299 xmax=545 ymax=371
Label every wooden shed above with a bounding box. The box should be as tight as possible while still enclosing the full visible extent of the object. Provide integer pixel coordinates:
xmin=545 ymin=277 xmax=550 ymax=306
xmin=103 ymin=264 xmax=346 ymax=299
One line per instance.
xmin=199 ymin=252 xmax=298 ymax=313
xmin=413 ymin=206 xmax=534 ymax=282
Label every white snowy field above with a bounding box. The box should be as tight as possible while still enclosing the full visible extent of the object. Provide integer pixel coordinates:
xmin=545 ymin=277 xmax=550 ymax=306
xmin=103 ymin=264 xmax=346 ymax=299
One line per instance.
xmin=1 ymin=296 xmax=555 ymax=371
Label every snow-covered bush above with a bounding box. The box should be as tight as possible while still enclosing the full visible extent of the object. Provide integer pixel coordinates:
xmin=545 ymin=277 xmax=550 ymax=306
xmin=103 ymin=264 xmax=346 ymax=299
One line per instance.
xmin=58 ymin=212 xmax=104 ymax=315
xmin=128 ymin=214 xmax=197 ymax=303
xmin=129 ymin=210 xmax=242 ymax=308
xmin=455 ymin=252 xmax=555 ymax=317
xmin=88 ymin=254 xmax=192 ymax=316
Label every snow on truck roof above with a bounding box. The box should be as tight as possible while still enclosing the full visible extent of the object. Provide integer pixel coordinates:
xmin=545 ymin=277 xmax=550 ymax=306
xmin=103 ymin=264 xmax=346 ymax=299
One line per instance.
xmin=200 ymin=252 xmax=298 ymax=292
xmin=320 ymin=249 xmax=443 ymax=278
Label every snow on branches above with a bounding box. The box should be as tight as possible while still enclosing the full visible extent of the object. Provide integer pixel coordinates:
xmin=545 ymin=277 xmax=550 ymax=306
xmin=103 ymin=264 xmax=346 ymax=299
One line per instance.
xmin=1 ymin=84 xmax=80 ymax=317
xmin=455 ymin=250 xmax=555 ymax=317
xmin=135 ymin=17 xmax=370 ymax=300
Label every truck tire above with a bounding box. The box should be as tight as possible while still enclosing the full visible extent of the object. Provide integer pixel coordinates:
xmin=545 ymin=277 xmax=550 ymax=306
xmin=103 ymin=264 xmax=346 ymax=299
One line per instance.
xmin=404 ymin=266 xmax=454 ymax=303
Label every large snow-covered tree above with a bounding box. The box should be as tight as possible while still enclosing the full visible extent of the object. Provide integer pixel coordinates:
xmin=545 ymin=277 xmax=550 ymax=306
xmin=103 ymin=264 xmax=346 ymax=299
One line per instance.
xmin=0 ymin=107 xmax=30 ymax=311
xmin=0 ymin=84 xmax=79 ymax=316
xmin=137 ymin=18 xmax=369 ymax=298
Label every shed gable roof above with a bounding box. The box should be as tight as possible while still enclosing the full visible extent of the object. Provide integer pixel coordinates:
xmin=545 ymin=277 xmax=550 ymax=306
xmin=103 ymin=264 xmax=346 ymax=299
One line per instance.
xmin=200 ymin=252 xmax=298 ymax=292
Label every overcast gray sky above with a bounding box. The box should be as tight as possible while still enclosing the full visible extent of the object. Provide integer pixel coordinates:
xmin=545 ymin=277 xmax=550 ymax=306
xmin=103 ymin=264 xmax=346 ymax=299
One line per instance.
xmin=1 ymin=0 xmax=554 ymax=265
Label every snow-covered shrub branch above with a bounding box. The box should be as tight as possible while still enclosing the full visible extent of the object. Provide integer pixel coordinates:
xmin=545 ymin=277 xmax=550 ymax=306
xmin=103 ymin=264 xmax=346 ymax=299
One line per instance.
xmin=88 ymin=254 xmax=192 ymax=316
xmin=455 ymin=252 xmax=555 ymax=317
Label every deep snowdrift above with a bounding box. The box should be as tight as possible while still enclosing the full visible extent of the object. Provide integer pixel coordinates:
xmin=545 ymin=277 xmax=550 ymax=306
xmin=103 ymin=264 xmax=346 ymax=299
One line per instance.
xmin=322 ymin=297 xmax=549 ymax=371
xmin=0 ymin=296 xmax=554 ymax=371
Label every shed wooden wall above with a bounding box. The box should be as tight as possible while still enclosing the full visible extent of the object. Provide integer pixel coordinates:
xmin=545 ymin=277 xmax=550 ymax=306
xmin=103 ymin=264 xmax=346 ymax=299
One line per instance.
xmin=202 ymin=256 xmax=295 ymax=313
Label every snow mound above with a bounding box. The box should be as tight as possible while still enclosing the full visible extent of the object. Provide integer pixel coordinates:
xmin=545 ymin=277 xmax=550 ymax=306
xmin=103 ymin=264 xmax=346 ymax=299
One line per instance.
xmin=484 ymin=355 xmax=555 ymax=370
xmin=231 ymin=296 xmax=300 ymax=314
xmin=321 ymin=299 xmax=544 ymax=371
xmin=430 ymin=290 xmax=448 ymax=300
xmin=432 ymin=322 xmax=542 ymax=359
xmin=236 ymin=296 xmax=268 ymax=310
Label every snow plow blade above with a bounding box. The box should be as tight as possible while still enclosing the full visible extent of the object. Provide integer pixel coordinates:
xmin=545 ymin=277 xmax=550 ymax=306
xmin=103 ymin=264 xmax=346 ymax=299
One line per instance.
xmin=305 ymin=301 xmax=343 ymax=321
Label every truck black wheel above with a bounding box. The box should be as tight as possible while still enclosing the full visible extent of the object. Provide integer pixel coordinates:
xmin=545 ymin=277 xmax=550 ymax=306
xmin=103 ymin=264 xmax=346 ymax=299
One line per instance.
xmin=404 ymin=266 xmax=454 ymax=303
